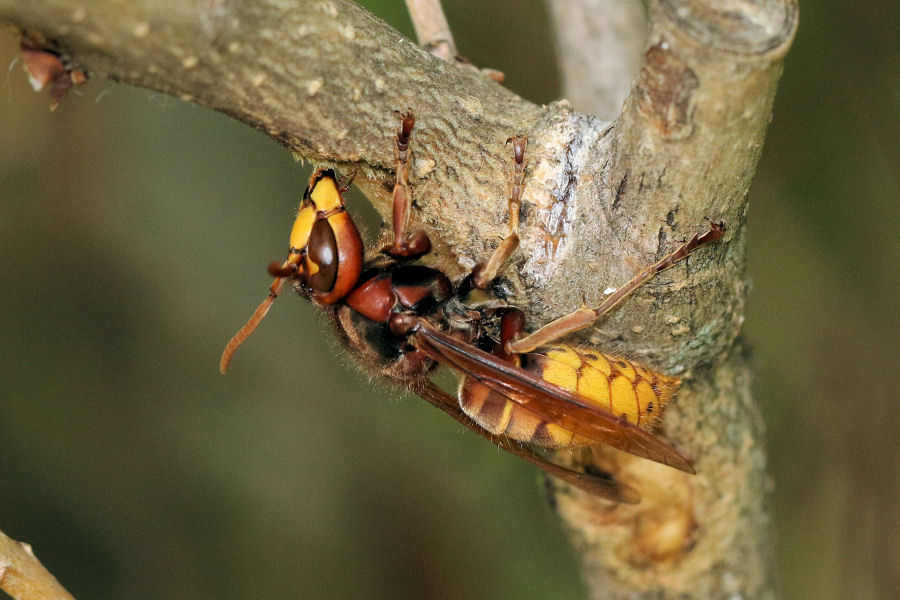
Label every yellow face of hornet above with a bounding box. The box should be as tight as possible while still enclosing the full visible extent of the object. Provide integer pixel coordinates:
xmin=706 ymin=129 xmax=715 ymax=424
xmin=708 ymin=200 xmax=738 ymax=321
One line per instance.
xmin=288 ymin=172 xmax=345 ymax=253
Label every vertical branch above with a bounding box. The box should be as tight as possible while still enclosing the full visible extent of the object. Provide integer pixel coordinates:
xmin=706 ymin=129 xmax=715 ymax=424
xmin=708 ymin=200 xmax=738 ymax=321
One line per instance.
xmin=543 ymin=1 xmax=798 ymax=599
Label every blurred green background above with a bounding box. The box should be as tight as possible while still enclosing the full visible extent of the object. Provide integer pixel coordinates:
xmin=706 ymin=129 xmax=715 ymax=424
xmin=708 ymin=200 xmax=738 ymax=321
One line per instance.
xmin=0 ymin=2 xmax=896 ymax=599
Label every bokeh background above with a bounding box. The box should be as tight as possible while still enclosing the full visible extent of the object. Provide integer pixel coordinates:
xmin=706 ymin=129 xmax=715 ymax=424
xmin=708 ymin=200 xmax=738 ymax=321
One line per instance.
xmin=1 ymin=2 xmax=897 ymax=599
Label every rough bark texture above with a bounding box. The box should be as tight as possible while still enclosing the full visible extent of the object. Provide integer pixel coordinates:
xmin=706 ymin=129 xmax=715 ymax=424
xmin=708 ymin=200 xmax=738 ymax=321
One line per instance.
xmin=0 ymin=0 xmax=797 ymax=598
xmin=543 ymin=2 xmax=796 ymax=598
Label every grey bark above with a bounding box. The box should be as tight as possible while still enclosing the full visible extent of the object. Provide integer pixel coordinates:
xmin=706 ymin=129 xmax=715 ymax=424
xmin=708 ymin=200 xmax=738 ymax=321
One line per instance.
xmin=0 ymin=0 xmax=798 ymax=598
xmin=546 ymin=0 xmax=647 ymax=118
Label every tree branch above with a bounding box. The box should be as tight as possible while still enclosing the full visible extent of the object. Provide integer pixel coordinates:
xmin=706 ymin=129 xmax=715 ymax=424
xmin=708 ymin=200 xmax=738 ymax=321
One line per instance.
xmin=0 ymin=528 xmax=76 ymax=600
xmin=0 ymin=0 xmax=797 ymax=598
xmin=541 ymin=2 xmax=797 ymax=598
xmin=1 ymin=0 xmax=535 ymax=201
xmin=546 ymin=0 xmax=646 ymax=118
xmin=404 ymin=0 xmax=456 ymax=61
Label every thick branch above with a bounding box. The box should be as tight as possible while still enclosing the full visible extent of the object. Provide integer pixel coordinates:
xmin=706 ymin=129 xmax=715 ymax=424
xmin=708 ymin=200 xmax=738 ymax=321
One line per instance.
xmin=543 ymin=1 xmax=797 ymax=599
xmin=0 ymin=0 xmax=539 ymax=219
xmin=0 ymin=1 xmax=797 ymax=599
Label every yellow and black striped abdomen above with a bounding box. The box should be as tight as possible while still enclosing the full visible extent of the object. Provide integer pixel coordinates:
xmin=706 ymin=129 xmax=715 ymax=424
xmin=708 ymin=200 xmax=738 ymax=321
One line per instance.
xmin=458 ymin=345 xmax=680 ymax=448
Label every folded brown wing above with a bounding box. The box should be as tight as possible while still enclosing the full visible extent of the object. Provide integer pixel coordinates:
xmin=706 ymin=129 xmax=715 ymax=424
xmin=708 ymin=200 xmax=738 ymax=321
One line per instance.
xmin=415 ymin=380 xmax=641 ymax=502
xmin=410 ymin=321 xmax=695 ymax=474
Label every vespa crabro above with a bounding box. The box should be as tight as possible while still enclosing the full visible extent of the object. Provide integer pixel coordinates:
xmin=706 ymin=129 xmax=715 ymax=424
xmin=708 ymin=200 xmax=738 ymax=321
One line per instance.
xmin=220 ymin=112 xmax=725 ymax=502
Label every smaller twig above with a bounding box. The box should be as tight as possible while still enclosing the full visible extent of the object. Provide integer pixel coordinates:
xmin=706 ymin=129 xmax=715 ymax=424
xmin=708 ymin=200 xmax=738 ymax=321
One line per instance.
xmin=403 ymin=0 xmax=504 ymax=82
xmin=0 ymin=528 xmax=75 ymax=600
xmin=404 ymin=0 xmax=457 ymax=61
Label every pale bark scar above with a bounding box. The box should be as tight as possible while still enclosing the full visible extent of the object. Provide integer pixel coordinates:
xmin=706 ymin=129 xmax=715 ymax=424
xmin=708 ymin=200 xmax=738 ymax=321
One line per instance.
xmin=636 ymin=41 xmax=700 ymax=139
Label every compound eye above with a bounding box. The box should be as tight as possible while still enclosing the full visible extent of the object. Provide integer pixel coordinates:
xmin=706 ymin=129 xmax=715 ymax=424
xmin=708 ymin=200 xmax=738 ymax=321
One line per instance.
xmin=306 ymin=218 xmax=339 ymax=293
